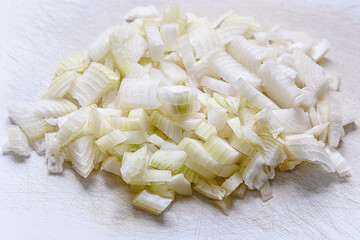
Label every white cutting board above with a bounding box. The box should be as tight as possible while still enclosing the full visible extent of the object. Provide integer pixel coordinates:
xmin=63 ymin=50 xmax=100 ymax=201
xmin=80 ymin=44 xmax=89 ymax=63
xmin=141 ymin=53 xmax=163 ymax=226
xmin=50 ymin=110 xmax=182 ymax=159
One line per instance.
xmin=1 ymin=0 xmax=359 ymax=239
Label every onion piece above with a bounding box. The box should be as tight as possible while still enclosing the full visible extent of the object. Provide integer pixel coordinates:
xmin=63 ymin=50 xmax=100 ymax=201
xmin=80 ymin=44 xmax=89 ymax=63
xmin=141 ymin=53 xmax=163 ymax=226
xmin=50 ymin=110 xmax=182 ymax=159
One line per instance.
xmin=6 ymin=125 xmax=32 ymax=157
xmin=132 ymin=190 xmax=172 ymax=215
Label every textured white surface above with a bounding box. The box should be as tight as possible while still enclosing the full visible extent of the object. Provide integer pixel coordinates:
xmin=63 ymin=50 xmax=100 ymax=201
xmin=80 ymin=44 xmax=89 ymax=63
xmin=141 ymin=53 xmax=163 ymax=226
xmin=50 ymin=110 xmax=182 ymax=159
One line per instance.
xmin=1 ymin=0 xmax=360 ymax=239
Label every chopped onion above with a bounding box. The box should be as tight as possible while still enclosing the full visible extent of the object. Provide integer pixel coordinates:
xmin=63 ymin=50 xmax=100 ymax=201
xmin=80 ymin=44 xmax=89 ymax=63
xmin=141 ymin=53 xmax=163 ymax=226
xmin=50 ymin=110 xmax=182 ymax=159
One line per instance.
xmin=231 ymin=183 xmax=247 ymax=198
xmin=145 ymin=24 xmax=164 ymax=62
xmin=71 ymin=62 xmax=120 ymax=106
xmin=5 ymin=125 xmax=32 ymax=157
xmin=119 ymin=78 xmax=161 ymax=109
xmin=214 ymin=197 xmax=232 ymax=215
xmin=120 ymin=146 xmax=148 ymax=185
xmin=194 ymin=179 xmax=225 ymax=200
xmin=101 ymin=156 xmax=122 ymax=176
xmin=68 ymin=135 xmax=97 ymax=178
xmin=55 ymin=53 xmax=90 ymax=75
xmin=3 ymin=5 xmax=351 ymax=216
xmin=95 ymin=129 xmax=128 ymax=152
xmin=221 ymin=171 xmax=243 ymax=197
xmin=150 ymin=147 xmax=187 ymax=172
xmin=132 ymin=190 xmax=172 ymax=215
xmin=170 ymin=173 xmax=192 ymax=196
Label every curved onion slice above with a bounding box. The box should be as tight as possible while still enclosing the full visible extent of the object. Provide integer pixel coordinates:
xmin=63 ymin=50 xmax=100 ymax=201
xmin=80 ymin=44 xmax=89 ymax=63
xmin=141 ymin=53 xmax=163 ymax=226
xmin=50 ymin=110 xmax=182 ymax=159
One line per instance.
xmin=150 ymin=148 xmax=187 ymax=172
xmin=285 ymin=134 xmax=336 ymax=173
xmin=56 ymin=53 xmax=90 ymax=75
xmin=34 ymin=99 xmax=78 ymax=118
xmin=203 ymin=135 xmax=241 ymax=164
xmin=209 ymin=50 xmax=262 ymax=88
xmin=110 ymin=23 xmax=147 ymax=76
xmin=293 ymin=49 xmax=329 ymax=96
xmin=227 ymin=36 xmax=266 ymax=74
xmin=179 ymin=138 xmax=239 ymax=177
xmin=48 ymin=71 xmax=80 ymax=98
xmin=260 ymin=59 xmax=301 ymax=108
xmin=150 ymin=110 xmax=183 ymax=143
xmin=160 ymin=23 xmax=179 ymax=52
xmin=48 ymin=106 xmax=93 ymax=155
xmin=71 ymin=62 xmax=120 ymax=106
xmin=95 ymin=129 xmax=128 ymax=152
xmin=88 ymin=27 xmax=116 ymax=62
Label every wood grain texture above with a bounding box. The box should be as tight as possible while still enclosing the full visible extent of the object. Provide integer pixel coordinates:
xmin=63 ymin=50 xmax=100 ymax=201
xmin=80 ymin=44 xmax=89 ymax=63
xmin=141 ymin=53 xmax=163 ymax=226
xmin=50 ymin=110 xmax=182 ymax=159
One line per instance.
xmin=0 ymin=0 xmax=359 ymax=239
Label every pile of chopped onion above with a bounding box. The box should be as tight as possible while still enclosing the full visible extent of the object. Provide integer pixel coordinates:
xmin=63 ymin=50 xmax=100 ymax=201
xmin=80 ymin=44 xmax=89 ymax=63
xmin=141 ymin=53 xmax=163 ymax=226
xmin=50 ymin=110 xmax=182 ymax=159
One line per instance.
xmin=3 ymin=5 xmax=352 ymax=215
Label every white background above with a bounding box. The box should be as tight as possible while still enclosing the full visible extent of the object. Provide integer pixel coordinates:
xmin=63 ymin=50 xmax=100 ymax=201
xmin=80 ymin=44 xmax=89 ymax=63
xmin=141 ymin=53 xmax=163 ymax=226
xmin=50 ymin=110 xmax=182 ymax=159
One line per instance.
xmin=1 ymin=0 xmax=359 ymax=239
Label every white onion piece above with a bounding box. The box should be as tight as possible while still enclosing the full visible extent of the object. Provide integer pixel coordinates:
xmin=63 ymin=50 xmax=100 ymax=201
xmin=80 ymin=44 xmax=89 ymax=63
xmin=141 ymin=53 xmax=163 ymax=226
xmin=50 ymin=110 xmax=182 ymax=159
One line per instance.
xmin=150 ymin=148 xmax=187 ymax=172
xmin=259 ymin=181 xmax=273 ymax=201
xmin=227 ymin=36 xmax=266 ymax=74
xmin=189 ymin=27 xmax=224 ymax=59
xmin=170 ymin=173 xmax=192 ymax=196
xmin=193 ymin=179 xmax=225 ymax=200
xmin=285 ymin=134 xmax=336 ymax=173
xmin=120 ymin=146 xmax=147 ymax=184
xmin=47 ymin=152 xmax=66 ymax=174
xmin=101 ymin=156 xmax=122 ymax=176
xmin=119 ymin=78 xmax=161 ymax=109
xmin=294 ymin=49 xmax=329 ymax=96
xmin=160 ymin=23 xmax=179 ymax=52
xmin=71 ymin=62 xmax=120 ymax=106
xmin=318 ymin=58 xmax=340 ymax=91
xmin=213 ymin=197 xmax=233 ymax=215
xmin=216 ymin=14 xmax=253 ymax=44
xmin=150 ymin=110 xmax=183 ymax=143
xmin=200 ymin=76 xmax=230 ymax=95
xmin=272 ymin=108 xmax=312 ymax=134
xmin=88 ymin=27 xmax=116 ymax=61
xmin=48 ymin=106 xmax=92 ymax=155
xmin=132 ymin=190 xmax=172 ymax=215
xmin=322 ymin=91 xmax=344 ymax=148
xmin=260 ymin=59 xmax=301 ymax=108
xmin=209 ymin=50 xmax=262 ymax=89
xmin=31 ymin=137 xmax=45 ymax=155
xmin=179 ymin=138 xmax=239 ymax=177
xmin=178 ymin=35 xmax=196 ymax=71
xmin=143 ymin=169 xmax=172 ymax=182
xmin=6 ymin=125 xmax=32 ymax=157
xmin=309 ymin=38 xmax=330 ymax=62
xmin=159 ymin=60 xmax=187 ymax=85
xmin=56 ymin=53 xmax=90 ymax=75
xmin=68 ymin=135 xmax=96 ymax=178
xmin=88 ymin=108 xmax=112 ymax=138
xmin=48 ymin=71 xmax=79 ymax=98
xmin=35 ymin=99 xmax=78 ymax=118
xmin=221 ymin=171 xmax=243 ymax=197
xmin=203 ymin=135 xmax=241 ymax=164
xmin=110 ymin=23 xmax=147 ymax=76
xmin=124 ymin=5 xmax=159 ymax=21
xmin=146 ymin=134 xmax=165 ymax=147
xmin=231 ymin=183 xmax=247 ymax=198
xmin=325 ymin=147 xmax=351 ymax=177
xmin=95 ymin=129 xmax=128 ymax=152
xmin=145 ymin=25 xmax=164 ymax=62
